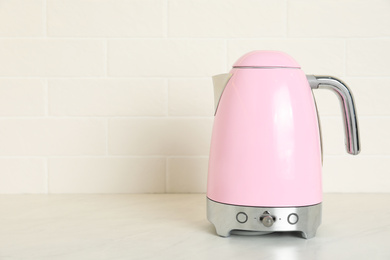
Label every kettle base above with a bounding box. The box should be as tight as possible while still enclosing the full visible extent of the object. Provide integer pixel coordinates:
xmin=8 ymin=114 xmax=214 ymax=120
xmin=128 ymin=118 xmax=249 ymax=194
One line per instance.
xmin=207 ymin=198 xmax=321 ymax=239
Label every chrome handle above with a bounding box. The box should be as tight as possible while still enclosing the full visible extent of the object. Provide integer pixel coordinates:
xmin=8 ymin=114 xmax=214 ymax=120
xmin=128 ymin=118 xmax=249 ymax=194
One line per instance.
xmin=307 ymin=75 xmax=360 ymax=155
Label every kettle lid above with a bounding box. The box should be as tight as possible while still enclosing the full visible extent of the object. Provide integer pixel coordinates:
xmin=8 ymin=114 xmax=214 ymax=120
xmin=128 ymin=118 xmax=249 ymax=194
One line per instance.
xmin=233 ymin=50 xmax=301 ymax=68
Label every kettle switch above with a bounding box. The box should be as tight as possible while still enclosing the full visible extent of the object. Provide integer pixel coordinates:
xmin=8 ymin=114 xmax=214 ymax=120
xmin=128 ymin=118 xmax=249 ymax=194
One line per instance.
xmin=260 ymin=212 xmax=275 ymax=227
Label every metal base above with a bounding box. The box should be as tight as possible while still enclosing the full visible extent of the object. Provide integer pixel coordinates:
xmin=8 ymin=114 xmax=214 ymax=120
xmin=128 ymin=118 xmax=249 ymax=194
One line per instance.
xmin=207 ymin=198 xmax=321 ymax=239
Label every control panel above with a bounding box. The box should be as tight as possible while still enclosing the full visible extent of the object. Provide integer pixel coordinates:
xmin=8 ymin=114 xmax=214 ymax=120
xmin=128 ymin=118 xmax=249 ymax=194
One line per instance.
xmin=207 ymin=198 xmax=322 ymax=238
xmin=235 ymin=211 xmax=299 ymax=227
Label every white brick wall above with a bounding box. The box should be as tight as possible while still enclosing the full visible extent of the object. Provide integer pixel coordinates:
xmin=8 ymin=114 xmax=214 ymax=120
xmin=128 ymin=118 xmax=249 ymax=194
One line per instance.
xmin=0 ymin=39 xmax=105 ymax=76
xmin=1 ymin=0 xmax=389 ymax=193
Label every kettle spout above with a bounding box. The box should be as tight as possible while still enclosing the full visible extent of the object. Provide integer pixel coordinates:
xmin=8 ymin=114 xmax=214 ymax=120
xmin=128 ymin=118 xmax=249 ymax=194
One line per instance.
xmin=212 ymin=73 xmax=233 ymax=113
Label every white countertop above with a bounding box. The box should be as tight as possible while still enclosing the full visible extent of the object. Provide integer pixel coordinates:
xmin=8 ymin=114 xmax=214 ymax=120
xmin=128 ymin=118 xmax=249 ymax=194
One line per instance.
xmin=1 ymin=194 xmax=389 ymax=259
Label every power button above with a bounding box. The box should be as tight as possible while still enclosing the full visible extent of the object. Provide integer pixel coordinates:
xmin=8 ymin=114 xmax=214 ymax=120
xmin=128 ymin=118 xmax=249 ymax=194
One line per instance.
xmin=288 ymin=213 xmax=299 ymax=225
xmin=236 ymin=212 xmax=248 ymax=223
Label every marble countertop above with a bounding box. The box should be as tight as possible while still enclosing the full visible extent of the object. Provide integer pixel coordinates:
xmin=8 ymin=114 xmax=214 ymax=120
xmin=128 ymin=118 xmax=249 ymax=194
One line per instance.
xmin=1 ymin=194 xmax=389 ymax=259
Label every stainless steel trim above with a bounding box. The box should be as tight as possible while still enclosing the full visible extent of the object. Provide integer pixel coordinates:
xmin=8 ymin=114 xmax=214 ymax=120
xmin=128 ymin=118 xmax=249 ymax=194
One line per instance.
xmin=307 ymin=75 xmax=360 ymax=155
xmin=207 ymin=198 xmax=322 ymax=239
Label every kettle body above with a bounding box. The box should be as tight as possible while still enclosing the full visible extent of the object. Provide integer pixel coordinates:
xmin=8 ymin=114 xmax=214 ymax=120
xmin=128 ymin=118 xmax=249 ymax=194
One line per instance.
xmin=207 ymin=51 xmax=360 ymax=239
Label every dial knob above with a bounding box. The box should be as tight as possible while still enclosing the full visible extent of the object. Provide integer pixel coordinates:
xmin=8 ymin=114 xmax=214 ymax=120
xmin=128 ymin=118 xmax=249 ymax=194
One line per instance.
xmin=261 ymin=215 xmax=274 ymax=227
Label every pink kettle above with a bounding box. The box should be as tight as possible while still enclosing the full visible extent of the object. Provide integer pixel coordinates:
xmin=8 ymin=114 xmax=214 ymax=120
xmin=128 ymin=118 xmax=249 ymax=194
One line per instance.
xmin=207 ymin=51 xmax=360 ymax=239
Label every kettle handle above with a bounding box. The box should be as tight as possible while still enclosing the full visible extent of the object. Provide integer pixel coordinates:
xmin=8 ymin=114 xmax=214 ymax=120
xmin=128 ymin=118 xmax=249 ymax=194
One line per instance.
xmin=307 ymin=75 xmax=360 ymax=155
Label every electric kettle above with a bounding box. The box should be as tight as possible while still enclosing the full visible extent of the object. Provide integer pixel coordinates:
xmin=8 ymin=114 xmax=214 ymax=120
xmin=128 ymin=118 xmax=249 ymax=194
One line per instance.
xmin=207 ymin=50 xmax=360 ymax=239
